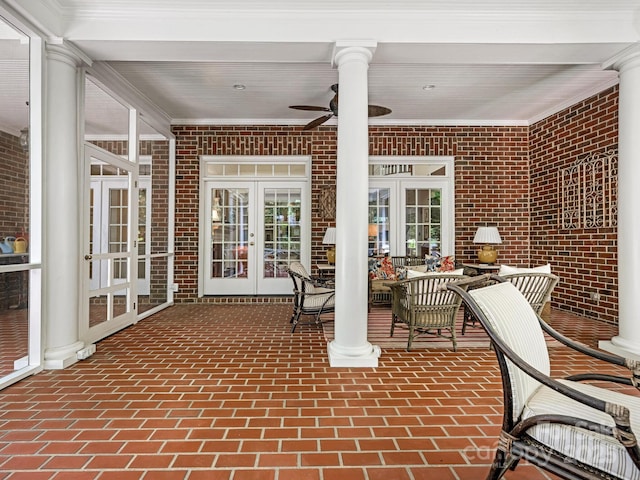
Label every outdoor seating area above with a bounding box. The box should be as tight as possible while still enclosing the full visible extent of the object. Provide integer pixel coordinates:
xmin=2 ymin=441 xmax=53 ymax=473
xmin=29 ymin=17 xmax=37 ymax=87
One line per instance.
xmin=0 ymin=301 xmax=633 ymax=480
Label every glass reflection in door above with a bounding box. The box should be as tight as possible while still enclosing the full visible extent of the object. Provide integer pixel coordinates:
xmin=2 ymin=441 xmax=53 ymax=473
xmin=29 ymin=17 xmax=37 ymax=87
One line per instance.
xmin=210 ymin=188 xmax=250 ymax=278
xmin=405 ymin=188 xmax=442 ymax=258
xmin=263 ymin=188 xmax=301 ymax=279
xmin=368 ymin=188 xmax=391 ymax=256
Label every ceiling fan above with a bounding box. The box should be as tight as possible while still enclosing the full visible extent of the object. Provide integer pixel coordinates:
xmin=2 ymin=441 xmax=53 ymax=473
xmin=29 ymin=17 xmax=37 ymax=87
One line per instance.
xmin=289 ymin=84 xmax=392 ymax=130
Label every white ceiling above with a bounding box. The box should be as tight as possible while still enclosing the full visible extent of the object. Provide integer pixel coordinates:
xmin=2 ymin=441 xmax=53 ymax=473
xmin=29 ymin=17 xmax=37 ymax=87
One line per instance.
xmin=1 ymin=0 xmax=639 ymax=136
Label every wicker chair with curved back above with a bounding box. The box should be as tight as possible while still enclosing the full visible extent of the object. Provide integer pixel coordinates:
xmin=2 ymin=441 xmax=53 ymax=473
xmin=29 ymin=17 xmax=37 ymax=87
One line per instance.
xmin=389 ymin=273 xmax=469 ymax=351
xmin=286 ymin=261 xmax=335 ymax=333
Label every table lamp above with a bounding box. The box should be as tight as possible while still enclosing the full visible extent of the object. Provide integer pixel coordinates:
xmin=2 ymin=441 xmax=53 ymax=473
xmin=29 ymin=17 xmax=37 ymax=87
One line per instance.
xmin=473 ymin=226 xmax=502 ymax=264
xmin=322 ymin=227 xmax=336 ymax=264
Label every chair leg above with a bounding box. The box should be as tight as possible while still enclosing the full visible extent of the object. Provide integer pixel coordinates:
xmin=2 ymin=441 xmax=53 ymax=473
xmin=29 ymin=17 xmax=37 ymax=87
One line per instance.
xmin=290 ymin=311 xmax=302 ymax=333
xmin=451 ymin=327 xmax=457 ymax=352
xmin=390 ymin=313 xmax=396 ymax=337
xmin=485 ymin=447 xmax=516 ymax=480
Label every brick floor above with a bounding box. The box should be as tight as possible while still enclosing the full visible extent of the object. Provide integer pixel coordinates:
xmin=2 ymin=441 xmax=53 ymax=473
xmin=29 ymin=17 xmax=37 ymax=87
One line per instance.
xmin=0 ymin=303 xmax=631 ymax=479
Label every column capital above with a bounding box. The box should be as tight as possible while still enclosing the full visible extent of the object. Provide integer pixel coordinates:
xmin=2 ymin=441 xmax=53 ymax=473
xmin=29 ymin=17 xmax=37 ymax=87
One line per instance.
xmin=332 ymin=40 xmax=377 ymax=68
xmin=45 ymin=39 xmax=92 ymax=68
xmin=602 ymin=42 xmax=640 ymax=72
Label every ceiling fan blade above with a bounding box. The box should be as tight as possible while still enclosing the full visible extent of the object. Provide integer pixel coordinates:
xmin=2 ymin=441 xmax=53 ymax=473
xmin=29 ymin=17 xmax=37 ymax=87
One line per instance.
xmin=368 ymin=105 xmax=392 ymax=117
xmin=289 ymin=105 xmax=332 ymax=112
xmin=303 ymin=113 xmax=334 ymax=130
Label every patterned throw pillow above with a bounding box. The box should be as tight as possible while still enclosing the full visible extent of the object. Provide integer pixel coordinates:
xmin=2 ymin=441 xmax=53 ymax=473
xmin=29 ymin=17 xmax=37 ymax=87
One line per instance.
xmin=369 ymin=256 xmax=396 ymax=280
xmin=424 ymin=254 xmax=456 ymax=272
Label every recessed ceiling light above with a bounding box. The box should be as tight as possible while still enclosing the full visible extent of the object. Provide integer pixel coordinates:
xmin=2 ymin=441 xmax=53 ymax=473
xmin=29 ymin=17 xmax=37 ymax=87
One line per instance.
xmin=422 ymin=84 xmax=436 ymax=91
xmin=233 ymin=84 xmax=246 ymax=90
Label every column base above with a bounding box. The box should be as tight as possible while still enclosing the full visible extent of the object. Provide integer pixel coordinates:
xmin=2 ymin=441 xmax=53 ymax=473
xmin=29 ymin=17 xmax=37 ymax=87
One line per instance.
xmin=599 ymin=336 xmax=640 ymax=362
xmin=327 ymin=340 xmax=381 ymax=367
xmin=44 ymin=340 xmax=84 ymax=370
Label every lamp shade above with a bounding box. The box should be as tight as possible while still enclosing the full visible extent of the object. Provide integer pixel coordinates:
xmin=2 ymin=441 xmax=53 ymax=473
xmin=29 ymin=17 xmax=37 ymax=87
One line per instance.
xmin=322 ymin=227 xmax=336 ymax=245
xmin=473 ymin=226 xmax=502 ymax=245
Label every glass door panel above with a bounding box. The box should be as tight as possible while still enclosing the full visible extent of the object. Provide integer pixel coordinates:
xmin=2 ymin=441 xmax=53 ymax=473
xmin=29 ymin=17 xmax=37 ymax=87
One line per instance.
xmin=258 ymin=184 xmax=302 ymax=294
xmin=404 ymin=187 xmax=442 ymax=258
xmin=368 ymin=187 xmax=391 ymax=256
xmin=205 ymin=183 xmax=254 ymax=295
xmin=213 ymin=188 xmax=250 ymax=279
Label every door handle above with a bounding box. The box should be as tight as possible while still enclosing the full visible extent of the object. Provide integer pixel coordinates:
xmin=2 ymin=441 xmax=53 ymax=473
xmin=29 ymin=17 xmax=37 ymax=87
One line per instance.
xmin=249 ymin=242 xmax=255 ymax=246
xmin=84 ymin=254 xmax=92 ymax=260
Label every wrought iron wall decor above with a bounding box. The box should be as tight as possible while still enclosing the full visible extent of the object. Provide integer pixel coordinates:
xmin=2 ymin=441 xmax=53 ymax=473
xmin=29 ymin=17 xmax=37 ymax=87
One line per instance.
xmin=559 ymin=149 xmax=617 ymax=230
xmin=319 ymin=186 xmax=336 ymax=220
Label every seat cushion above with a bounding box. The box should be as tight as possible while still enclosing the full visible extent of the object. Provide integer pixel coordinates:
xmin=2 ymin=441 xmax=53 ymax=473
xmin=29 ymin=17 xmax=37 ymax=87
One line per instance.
xmin=370 ymin=279 xmax=391 ymax=292
xmin=522 ymin=379 xmax=640 ymax=480
xmin=302 ymin=287 xmax=335 ymax=309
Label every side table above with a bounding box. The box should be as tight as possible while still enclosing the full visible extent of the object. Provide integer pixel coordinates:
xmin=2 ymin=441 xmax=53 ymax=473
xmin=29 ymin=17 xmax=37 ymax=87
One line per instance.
xmin=462 ymin=263 xmax=501 ymax=276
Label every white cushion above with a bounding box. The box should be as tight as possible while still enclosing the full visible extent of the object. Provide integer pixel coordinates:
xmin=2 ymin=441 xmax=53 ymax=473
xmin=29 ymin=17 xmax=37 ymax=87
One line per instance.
xmin=469 ymin=282 xmax=550 ymax=420
xmin=499 ymin=263 xmax=551 ymax=275
xmin=523 ymin=379 xmax=640 ymax=480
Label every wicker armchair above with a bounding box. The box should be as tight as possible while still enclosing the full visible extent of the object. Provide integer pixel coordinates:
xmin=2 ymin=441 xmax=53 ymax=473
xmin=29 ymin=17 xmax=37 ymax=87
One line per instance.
xmin=448 ymin=276 xmax=640 ymax=480
xmin=462 ymin=272 xmax=558 ymax=334
xmin=389 ymin=273 xmax=469 ymax=350
xmin=286 ymin=262 xmax=335 ymax=333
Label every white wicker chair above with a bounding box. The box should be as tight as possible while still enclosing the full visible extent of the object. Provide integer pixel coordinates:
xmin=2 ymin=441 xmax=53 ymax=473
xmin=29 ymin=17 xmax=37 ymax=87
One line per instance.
xmin=448 ymin=277 xmax=640 ymax=480
xmin=286 ymin=262 xmax=335 ymax=333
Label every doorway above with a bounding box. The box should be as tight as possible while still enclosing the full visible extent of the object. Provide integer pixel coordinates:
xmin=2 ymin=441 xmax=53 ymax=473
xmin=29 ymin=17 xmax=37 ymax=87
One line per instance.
xmin=200 ymin=156 xmax=311 ymax=296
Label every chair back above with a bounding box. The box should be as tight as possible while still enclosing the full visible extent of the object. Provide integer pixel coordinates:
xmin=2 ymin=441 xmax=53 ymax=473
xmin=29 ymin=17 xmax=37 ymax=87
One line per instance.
xmin=398 ymin=274 xmax=466 ymax=329
xmin=287 ymin=261 xmax=309 ymax=291
xmin=468 ymin=282 xmax=551 ymax=421
xmin=501 ymin=272 xmax=558 ymax=315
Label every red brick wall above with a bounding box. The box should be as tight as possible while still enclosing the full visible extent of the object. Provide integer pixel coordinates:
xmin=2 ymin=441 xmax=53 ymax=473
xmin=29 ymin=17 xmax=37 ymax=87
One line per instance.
xmin=0 ymin=131 xmax=29 ymax=239
xmin=530 ymin=86 xmax=619 ymax=323
xmin=172 ymin=124 xmax=530 ymax=302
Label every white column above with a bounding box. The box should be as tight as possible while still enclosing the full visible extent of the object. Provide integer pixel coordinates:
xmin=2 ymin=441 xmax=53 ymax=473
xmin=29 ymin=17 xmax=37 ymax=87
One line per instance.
xmin=43 ymin=43 xmax=85 ymax=369
xmin=327 ymin=41 xmax=381 ymax=367
xmin=600 ymin=44 xmax=640 ymax=360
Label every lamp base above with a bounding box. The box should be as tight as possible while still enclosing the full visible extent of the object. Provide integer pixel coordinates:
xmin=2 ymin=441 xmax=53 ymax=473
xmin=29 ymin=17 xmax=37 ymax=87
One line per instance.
xmin=326 ymin=247 xmax=336 ymax=264
xmin=477 ymin=245 xmax=497 ymax=264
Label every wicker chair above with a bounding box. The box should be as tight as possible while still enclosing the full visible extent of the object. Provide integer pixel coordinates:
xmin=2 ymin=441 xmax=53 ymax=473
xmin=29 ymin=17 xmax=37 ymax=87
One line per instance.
xmin=389 ymin=273 xmax=469 ymax=350
xmin=286 ymin=262 xmax=335 ymax=333
xmin=462 ymin=272 xmax=558 ymax=334
xmin=448 ymin=276 xmax=640 ymax=480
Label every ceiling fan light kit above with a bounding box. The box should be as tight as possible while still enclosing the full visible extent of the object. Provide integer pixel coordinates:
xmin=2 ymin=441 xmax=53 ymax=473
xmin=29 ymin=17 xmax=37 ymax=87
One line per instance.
xmin=289 ymin=84 xmax=391 ymax=130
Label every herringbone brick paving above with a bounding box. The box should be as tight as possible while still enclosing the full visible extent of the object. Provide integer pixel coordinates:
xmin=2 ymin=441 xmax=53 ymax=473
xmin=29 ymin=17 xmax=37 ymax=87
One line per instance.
xmin=0 ymin=303 xmax=631 ymax=479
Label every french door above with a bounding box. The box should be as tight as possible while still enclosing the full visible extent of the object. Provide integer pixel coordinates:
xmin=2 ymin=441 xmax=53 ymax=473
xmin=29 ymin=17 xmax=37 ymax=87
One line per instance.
xmin=202 ymin=181 xmax=308 ymax=295
xmin=369 ymin=179 xmax=453 ymax=258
